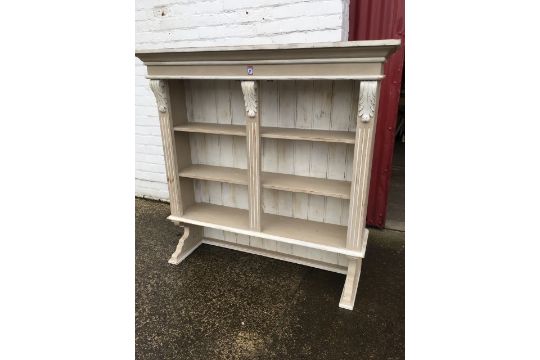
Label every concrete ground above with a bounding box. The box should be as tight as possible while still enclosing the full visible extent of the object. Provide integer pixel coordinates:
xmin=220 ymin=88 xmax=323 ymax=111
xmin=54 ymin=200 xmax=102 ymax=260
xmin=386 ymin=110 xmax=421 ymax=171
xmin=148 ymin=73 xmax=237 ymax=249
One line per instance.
xmin=385 ymin=141 xmax=405 ymax=231
xmin=136 ymin=198 xmax=404 ymax=360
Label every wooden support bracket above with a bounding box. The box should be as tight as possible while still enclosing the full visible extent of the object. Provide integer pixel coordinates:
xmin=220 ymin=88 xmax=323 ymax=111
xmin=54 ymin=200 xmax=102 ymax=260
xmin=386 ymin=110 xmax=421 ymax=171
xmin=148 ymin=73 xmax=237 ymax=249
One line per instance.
xmin=339 ymin=257 xmax=363 ymax=310
xmin=339 ymin=229 xmax=369 ymax=310
xmin=168 ymin=225 xmax=203 ymax=265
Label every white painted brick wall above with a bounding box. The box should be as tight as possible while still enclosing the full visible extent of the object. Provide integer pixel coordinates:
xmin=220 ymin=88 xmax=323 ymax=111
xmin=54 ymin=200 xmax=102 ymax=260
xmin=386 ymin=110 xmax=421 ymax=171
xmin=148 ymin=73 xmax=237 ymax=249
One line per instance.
xmin=135 ymin=0 xmax=350 ymax=200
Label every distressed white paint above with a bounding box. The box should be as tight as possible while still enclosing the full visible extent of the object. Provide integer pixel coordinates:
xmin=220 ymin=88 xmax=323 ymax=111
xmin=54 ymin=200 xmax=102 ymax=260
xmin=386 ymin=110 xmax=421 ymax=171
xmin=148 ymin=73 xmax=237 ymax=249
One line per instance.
xmin=182 ymin=79 xmax=358 ymax=266
xmin=139 ymin=37 xmax=399 ymax=310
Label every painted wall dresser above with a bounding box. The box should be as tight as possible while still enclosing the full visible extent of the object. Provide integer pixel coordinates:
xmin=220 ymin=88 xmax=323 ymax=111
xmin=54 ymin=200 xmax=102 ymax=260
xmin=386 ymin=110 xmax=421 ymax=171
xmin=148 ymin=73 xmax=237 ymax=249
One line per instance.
xmin=135 ymin=40 xmax=400 ymax=310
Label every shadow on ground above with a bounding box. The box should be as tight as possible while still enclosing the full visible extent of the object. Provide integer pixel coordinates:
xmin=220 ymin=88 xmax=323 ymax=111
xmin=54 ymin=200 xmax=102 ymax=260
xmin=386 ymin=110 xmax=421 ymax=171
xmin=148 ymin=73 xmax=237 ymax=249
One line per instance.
xmin=136 ymin=198 xmax=404 ymax=360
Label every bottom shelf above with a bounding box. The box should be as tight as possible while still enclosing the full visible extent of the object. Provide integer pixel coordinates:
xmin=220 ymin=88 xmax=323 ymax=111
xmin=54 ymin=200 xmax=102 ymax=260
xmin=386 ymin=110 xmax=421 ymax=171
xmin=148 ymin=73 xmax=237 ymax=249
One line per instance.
xmin=168 ymin=203 xmax=361 ymax=257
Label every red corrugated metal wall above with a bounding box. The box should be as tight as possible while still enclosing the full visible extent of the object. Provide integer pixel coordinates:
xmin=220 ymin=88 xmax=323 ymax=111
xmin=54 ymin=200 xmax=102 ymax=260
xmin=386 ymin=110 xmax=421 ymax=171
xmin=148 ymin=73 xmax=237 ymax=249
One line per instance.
xmin=349 ymin=0 xmax=405 ymax=228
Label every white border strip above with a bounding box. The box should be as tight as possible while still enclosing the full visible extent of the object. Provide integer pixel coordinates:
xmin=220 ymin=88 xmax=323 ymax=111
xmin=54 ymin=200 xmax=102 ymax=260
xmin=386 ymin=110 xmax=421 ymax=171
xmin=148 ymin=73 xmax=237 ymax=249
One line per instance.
xmin=144 ymin=57 xmax=386 ymax=66
xmin=147 ymin=75 xmax=385 ymax=81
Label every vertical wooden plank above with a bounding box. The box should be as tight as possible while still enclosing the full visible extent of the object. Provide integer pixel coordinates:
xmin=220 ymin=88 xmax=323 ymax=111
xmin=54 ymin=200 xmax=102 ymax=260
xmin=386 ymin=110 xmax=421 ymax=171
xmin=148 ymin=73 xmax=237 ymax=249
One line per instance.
xmin=341 ymin=199 xmax=350 ymax=226
xmin=262 ymin=139 xmax=278 ymax=173
xmin=205 ymin=134 xmax=221 ymax=166
xmin=307 ymin=195 xmax=325 ymax=225
xmin=189 ymin=80 xmax=204 ymax=122
xmin=293 ymin=82 xmax=312 ymax=182
xmin=232 ymin=184 xmax=249 ymax=210
xmin=200 ymin=80 xmax=217 ymax=122
xmin=184 ymin=80 xmax=194 ymax=122
xmin=278 ymin=81 xmax=296 ymax=129
xmin=311 ymin=80 xmax=332 ymax=180
xmin=325 ymin=197 xmax=343 ymax=225
xmin=216 ymin=81 xmax=235 ymax=168
xmin=295 ymin=81 xmax=314 ymax=129
xmin=347 ymin=81 xmax=380 ymax=250
xmin=221 ymin=183 xmax=238 ymax=244
xmin=259 ymin=80 xmax=280 ymax=252
xmin=216 ymin=80 xmax=232 ymax=124
xmin=277 ymin=140 xmax=294 ymax=210
xmin=348 ymin=80 xmax=360 ymax=132
xmin=327 ymin=143 xmax=347 ymax=180
xmin=231 ymin=79 xmax=247 ymax=171
xmin=262 ymin=189 xmax=277 ymax=215
xmin=193 ymin=179 xmax=202 ymax=203
xmin=241 ymin=81 xmax=261 ymax=231
xmin=320 ymin=196 xmax=340 ymax=264
xmin=330 ymin=80 xmax=354 ymax=131
xmin=200 ymin=81 xmax=220 ymax=191
xmin=345 ymin=144 xmax=355 ymax=182
xmin=189 ymin=80 xmax=208 ymax=167
xmin=322 ymin=80 xmax=352 ymax=252
xmin=260 ymin=80 xmax=279 ymax=247
xmin=231 ymin=80 xmax=245 ymax=125
xmin=219 ymin=135 xmax=234 ymax=168
xmin=260 ymin=80 xmax=278 ymax=127
xmin=204 ymin=227 xmax=225 ymax=240
xmin=232 ymin=81 xmax=248 ymax=229
xmin=208 ymin=181 xmax=222 ymax=205
xmin=249 ymin=235 xmax=264 ymax=249
xmin=293 ymin=141 xmax=311 ymax=176
xmin=216 ymin=80 xmax=235 ymax=244
xmin=310 ymin=142 xmax=328 ymax=179
xmin=313 ymin=80 xmax=333 ymax=130
xmin=236 ymin=234 xmax=250 ymax=246
xmin=276 ymin=81 xmax=296 ymax=253
xmin=290 ymin=192 xmax=308 ymax=259
xmin=198 ymin=180 xmax=210 ymax=203
xmin=184 ymin=82 xmax=200 ymax=166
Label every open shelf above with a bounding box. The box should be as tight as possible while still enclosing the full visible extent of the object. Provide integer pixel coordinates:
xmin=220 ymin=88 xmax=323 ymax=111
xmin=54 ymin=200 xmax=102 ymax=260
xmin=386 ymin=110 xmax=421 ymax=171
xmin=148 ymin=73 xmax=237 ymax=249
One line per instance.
xmin=261 ymin=127 xmax=355 ymax=144
xmin=174 ymin=122 xmax=246 ymax=136
xmin=178 ymin=164 xmax=350 ymax=199
xmin=178 ymin=164 xmax=247 ymax=185
xmin=168 ymin=203 xmax=359 ymax=257
xmin=262 ymin=172 xmax=350 ymax=199
xmin=173 ymin=123 xmax=354 ymax=143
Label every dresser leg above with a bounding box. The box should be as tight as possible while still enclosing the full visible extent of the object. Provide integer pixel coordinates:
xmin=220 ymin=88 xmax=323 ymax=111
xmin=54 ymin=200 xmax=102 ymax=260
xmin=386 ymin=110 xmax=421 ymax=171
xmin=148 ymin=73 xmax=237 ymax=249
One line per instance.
xmin=168 ymin=225 xmax=203 ymax=265
xmin=339 ymin=257 xmax=363 ymax=310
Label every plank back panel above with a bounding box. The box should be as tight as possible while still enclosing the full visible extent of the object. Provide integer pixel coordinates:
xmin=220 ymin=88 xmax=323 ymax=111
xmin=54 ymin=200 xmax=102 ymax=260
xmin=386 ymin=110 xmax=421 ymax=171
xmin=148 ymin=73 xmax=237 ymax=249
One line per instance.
xmin=183 ymin=79 xmax=356 ymax=266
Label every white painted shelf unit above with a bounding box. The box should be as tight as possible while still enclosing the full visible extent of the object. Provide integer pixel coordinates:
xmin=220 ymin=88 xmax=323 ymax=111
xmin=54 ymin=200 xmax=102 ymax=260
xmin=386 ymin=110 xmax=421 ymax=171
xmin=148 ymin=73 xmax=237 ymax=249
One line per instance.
xmin=136 ymin=40 xmax=400 ymax=310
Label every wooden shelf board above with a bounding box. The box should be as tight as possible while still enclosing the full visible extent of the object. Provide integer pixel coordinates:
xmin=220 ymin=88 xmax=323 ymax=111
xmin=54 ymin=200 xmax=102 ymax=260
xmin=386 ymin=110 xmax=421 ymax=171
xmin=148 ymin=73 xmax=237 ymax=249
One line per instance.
xmin=261 ymin=127 xmax=355 ymax=144
xmin=169 ymin=203 xmax=361 ymax=257
xmin=174 ymin=122 xmax=246 ymax=136
xmin=262 ymin=172 xmax=350 ymax=199
xmin=179 ymin=165 xmax=350 ymax=199
xmin=179 ymin=164 xmax=248 ymax=185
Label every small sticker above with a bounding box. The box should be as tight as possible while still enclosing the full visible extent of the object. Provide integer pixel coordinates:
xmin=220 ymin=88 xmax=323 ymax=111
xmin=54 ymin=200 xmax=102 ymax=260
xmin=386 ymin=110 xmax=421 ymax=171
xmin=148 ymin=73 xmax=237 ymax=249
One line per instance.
xmin=247 ymin=65 xmax=254 ymax=75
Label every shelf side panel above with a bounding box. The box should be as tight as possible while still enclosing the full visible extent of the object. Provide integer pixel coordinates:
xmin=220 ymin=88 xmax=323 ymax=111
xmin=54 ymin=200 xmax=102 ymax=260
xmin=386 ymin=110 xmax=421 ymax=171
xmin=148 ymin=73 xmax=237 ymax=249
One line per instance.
xmin=149 ymin=80 xmax=183 ymax=216
xmin=241 ymin=81 xmax=262 ymax=231
xmin=347 ymin=81 xmax=380 ymax=250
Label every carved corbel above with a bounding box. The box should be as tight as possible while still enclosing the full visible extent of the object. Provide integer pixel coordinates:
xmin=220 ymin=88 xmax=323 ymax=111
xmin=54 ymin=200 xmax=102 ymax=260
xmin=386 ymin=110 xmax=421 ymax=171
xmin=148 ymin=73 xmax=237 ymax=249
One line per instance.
xmin=240 ymin=81 xmax=258 ymax=117
xmin=358 ymin=81 xmax=377 ymax=123
xmin=149 ymin=79 xmax=169 ymax=113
